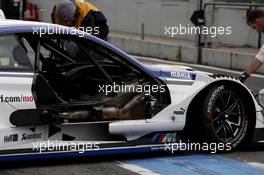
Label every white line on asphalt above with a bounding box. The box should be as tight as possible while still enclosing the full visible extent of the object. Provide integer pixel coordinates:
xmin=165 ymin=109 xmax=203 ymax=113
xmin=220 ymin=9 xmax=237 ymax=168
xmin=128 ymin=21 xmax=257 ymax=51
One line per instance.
xmin=248 ymin=162 xmax=264 ymax=169
xmin=135 ymin=55 xmax=264 ymax=78
xmin=116 ymin=161 xmax=160 ymax=175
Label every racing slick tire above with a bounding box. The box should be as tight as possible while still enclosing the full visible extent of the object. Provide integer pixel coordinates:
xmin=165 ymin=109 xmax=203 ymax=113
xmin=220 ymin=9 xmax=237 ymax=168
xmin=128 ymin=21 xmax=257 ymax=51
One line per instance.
xmin=201 ymin=85 xmax=249 ymax=151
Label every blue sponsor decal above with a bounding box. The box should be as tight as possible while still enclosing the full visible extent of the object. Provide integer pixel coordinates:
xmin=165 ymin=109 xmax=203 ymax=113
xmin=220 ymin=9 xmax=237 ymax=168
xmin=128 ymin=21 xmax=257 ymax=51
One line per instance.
xmin=151 ymin=70 xmax=196 ymax=80
xmin=170 ymin=72 xmax=192 ymax=79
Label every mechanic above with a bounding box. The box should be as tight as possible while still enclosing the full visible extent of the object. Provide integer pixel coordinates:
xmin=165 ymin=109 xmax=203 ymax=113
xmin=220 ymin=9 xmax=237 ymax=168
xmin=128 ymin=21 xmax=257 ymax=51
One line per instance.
xmin=239 ymin=9 xmax=264 ymax=82
xmin=51 ymin=0 xmax=109 ymax=40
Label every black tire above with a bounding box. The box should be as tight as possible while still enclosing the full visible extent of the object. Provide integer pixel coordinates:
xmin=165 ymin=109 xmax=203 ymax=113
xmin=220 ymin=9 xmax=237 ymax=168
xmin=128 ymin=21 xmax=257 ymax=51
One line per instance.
xmin=202 ymin=85 xmax=249 ymax=151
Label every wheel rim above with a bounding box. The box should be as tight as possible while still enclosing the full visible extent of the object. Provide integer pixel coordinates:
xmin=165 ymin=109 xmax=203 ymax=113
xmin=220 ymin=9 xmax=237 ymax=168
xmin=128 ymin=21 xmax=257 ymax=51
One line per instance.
xmin=210 ymin=90 xmax=245 ymax=142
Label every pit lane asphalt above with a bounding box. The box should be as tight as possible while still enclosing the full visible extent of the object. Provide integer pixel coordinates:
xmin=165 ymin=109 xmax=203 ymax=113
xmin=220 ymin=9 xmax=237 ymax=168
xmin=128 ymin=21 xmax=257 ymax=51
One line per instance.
xmin=0 ymin=56 xmax=264 ymax=175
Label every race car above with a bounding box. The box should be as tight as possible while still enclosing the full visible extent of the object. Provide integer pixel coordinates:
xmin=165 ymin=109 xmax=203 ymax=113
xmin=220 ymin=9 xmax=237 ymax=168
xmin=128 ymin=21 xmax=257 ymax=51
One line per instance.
xmin=0 ymin=18 xmax=264 ymax=161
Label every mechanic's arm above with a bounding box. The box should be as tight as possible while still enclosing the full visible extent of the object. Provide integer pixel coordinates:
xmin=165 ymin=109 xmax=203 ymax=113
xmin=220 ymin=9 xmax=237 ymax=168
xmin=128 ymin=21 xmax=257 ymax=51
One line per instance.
xmin=51 ymin=5 xmax=56 ymax=24
xmin=246 ymin=57 xmax=263 ymax=75
xmin=239 ymin=57 xmax=263 ymax=83
xmin=239 ymin=45 xmax=264 ymax=82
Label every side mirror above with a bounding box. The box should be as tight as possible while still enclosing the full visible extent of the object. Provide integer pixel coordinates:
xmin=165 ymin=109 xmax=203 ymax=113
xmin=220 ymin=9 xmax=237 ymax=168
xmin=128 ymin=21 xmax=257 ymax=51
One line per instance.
xmin=258 ymin=88 xmax=264 ymax=107
xmin=0 ymin=9 xmax=6 ymax=20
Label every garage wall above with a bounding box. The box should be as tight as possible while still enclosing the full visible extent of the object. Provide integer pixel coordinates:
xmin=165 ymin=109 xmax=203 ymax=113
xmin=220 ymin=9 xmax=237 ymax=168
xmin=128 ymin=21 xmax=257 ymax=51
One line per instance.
xmin=29 ymin=0 xmax=54 ymax=22
xmin=209 ymin=6 xmax=264 ymax=48
xmin=94 ymin=0 xmax=197 ymax=41
xmin=93 ymin=0 xmax=263 ymax=48
xmin=33 ymin=0 xmax=263 ymax=48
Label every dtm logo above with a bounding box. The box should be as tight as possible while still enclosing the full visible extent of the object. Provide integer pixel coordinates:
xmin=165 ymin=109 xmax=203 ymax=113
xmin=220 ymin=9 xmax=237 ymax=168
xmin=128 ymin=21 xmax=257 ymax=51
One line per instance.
xmin=171 ymin=72 xmax=192 ymax=80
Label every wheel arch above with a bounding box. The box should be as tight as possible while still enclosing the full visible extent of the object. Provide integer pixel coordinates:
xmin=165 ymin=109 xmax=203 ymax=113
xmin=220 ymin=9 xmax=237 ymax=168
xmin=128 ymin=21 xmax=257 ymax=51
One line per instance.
xmin=184 ymin=79 xmax=256 ymax=144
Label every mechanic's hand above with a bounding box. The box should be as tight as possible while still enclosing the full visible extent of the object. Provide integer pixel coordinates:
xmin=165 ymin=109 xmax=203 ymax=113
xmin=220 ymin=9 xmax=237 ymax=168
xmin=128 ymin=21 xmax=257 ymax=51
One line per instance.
xmin=239 ymin=71 xmax=250 ymax=83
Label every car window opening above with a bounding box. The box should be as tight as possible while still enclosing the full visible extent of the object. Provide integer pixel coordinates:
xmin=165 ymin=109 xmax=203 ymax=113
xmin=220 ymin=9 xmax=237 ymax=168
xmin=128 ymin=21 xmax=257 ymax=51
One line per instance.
xmin=14 ymin=34 xmax=170 ymax=124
